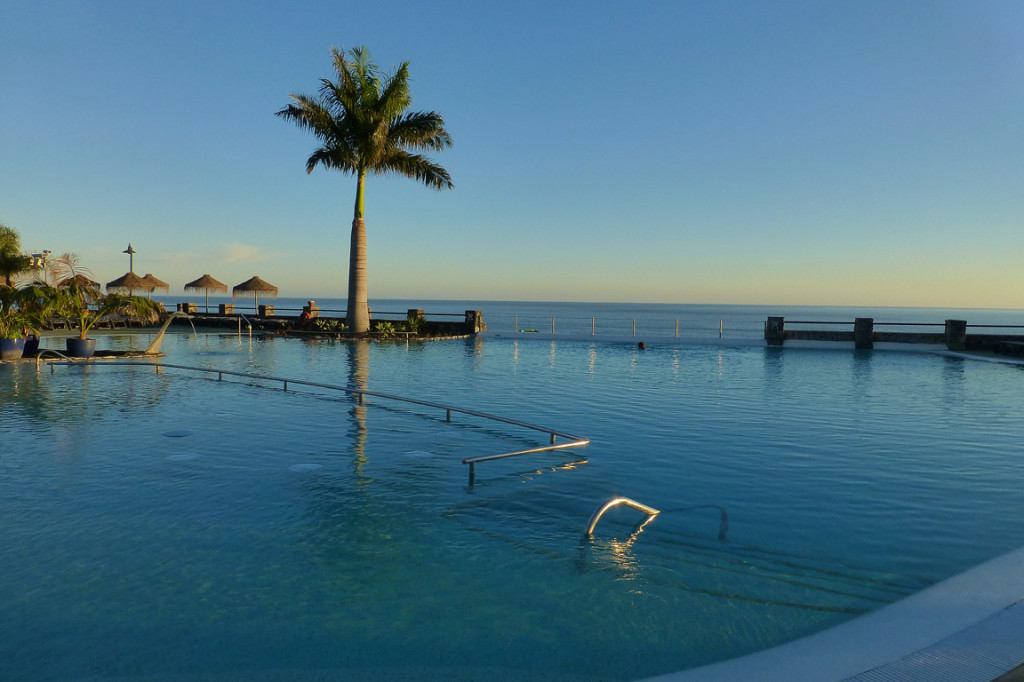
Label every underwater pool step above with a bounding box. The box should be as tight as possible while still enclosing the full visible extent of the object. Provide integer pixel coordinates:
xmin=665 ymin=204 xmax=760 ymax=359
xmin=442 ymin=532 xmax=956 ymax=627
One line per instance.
xmin=447 ymin=487 xmax=924 ymax=615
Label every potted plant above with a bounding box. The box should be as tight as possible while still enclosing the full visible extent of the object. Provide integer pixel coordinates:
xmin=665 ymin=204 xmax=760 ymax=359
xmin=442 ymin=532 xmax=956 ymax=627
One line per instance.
xmin=12 ymin=282 xmax=57 ymax=357
xmin=0 ymin=286 xmax=28 ymax=361
xmin=49 ymin=254 xmax=162 ymax=358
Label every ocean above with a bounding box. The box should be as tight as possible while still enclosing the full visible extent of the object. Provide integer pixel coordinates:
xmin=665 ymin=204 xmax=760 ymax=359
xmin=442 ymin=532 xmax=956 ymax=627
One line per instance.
xmin=153 ymin=295 xmax=1024 ymax=340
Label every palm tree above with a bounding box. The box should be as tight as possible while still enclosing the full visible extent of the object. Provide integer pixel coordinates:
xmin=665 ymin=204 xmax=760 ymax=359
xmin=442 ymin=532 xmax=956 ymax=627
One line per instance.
xmin=0 ymin=224 xmax=32 ymax=287
xmin=276 ymin=46 xmax=453 ymax=333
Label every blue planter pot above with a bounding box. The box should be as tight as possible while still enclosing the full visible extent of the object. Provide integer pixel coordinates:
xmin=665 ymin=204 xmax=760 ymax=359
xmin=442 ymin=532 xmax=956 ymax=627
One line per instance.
xmin=66 ymin=337 xmax=96 ymax=358
xmin=22 ymin=337 xmax=39 ymax=357
xmin=0 ymin=337 xmax=26 ymax=361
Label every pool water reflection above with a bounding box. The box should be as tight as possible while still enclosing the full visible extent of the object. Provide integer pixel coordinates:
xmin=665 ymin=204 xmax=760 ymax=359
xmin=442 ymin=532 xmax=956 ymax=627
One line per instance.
xmin=2 ymin=333 xmax=1023 ymax=681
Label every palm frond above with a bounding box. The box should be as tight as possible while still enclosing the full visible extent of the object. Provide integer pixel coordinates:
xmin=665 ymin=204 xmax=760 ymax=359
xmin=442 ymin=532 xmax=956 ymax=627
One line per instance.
xmin=379 ymin=151 xmax=453 ymax=190
xmin=377 ymin=63 xmax=412 ymax=119
xmin=306 ymin=146 xmax=360 ymax=175
xmin=278 ymin=47 xmax=453 ymax=189
xmin=389 ymin=111 xmax=453 ymax=151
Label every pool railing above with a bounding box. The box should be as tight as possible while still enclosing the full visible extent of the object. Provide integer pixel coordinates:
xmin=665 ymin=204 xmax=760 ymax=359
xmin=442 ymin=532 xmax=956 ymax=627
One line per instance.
xmin=48 ymin=360 xmax=590 ymax=484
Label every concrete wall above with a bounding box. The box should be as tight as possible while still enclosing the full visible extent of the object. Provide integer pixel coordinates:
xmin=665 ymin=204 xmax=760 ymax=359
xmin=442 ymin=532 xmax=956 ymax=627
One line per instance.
xmin=769 ymin=317 xmax=1023 ymax=353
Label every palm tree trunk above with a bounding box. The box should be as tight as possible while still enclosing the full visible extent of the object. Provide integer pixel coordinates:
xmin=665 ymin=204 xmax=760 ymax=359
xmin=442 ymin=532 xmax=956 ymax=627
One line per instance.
xmin=347 ymin=172 xmax=370 ymax=333
xmin=346 ymin=218 xmax=369 ymax=333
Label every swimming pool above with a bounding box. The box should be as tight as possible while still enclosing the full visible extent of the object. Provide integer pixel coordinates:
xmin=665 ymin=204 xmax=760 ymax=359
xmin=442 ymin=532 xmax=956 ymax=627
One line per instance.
xmin=3 ymin=333 xmax=1023 ymax=680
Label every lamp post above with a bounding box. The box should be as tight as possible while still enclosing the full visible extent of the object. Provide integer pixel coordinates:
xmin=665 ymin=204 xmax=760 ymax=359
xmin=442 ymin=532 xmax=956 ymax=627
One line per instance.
xmin=123 ymin=244 xmax=136 ymax=273
xmin=29 ymin=250 xmax=50 ymax=268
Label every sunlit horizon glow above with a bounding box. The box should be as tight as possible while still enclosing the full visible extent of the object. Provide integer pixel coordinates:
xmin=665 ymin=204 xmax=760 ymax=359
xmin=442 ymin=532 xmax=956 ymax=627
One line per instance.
xmin=2 ymin=1 xmax=1022 ymax=309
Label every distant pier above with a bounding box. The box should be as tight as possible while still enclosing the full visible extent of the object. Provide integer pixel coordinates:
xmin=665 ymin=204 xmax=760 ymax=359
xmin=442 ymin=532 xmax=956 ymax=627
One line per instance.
xmin=764 ymin=316 xmax=1024 ymax=355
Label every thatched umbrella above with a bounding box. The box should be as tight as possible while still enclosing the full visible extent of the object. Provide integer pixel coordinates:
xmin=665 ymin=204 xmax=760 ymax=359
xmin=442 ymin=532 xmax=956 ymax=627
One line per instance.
xmin=140 ymin=273 xmax=169 ymax=292
xmin=232 ymin=275 xmax=278 ymax=313
xmin=140 ymin=273 xmax=170 ymax=300
xmin=106 ymin=271 xmax=150 ymax=296
xmin=56 ymin=273 xmax=103 ymax=305
xmin=184 ymin=274 xmax=227 ymax=313
xmin=58 ymin=274 xmax=101 ymax=290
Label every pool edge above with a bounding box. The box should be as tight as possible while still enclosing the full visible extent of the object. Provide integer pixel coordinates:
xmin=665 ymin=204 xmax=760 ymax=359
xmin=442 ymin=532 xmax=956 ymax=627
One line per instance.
xmin=639 ymin=544 xmax=1024 ymax=682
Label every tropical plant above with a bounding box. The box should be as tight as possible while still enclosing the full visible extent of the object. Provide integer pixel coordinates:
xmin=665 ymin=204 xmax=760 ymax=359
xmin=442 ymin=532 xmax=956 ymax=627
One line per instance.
xmin=49 ymin=253 xmax=161 ymax=340
xmin=403 ymin=313 xmax=425 ymax=335
xmin=372 ymin=321 xmax=397 ymax=338
xmin=0 ymin=283 xmax=49 ymax=340
xmin=0 ymin=287 xmax=28 ymax=339
xmin=276 ymin=46 xmax=453 ymax=333
xmin=12 ymin=283 xmax=50 ymax=338
xmin=314 ymin=317 xmax=346 ymax=333
xmin=0 ymin=224 xmax=32 ymax=287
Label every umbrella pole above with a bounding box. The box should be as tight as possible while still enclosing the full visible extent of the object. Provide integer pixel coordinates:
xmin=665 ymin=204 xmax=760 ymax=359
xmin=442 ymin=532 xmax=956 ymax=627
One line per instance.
xmin=205 ymin=290 xmax=209 ymax=314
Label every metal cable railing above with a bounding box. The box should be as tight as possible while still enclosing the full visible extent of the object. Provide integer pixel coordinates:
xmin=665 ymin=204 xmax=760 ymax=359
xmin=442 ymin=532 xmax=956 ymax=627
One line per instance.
xmin=48 ymin=360 xmax=589 ymax=484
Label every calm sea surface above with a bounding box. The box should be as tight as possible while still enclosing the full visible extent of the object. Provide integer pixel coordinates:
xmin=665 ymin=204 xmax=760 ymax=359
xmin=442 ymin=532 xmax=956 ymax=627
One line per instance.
xmin=3 ymin=299 xmax=1024 ymax=680
xmin=154 ymin=297 xmax=1024 ymax=339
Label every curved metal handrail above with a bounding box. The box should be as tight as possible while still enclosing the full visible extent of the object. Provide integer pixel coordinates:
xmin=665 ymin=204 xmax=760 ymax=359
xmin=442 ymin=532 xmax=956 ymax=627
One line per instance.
xmin=585 ymin=497 xmax=661 ymax=536
xmin=35 ymin=349 xmax=72 ymax=372
xmin=585 ymin=499 xmax=730 ymax=541
xmin=48 ymin=360 xmax=589 ymax=484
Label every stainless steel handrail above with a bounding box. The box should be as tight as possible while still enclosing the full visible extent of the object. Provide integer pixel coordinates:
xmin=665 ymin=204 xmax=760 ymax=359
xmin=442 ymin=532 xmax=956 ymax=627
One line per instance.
xmin=35 ymin=349 xmax=72 ymax=372
xmin=585 ymin=497 xmax=661 ymax=536
xmin=49 ymin=360 xmax=590 ymax=484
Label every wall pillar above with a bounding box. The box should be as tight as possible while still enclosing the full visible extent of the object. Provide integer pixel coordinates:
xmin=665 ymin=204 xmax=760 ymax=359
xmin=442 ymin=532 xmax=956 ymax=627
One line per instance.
xmin=854 ymin=317 xmax=874 ymax=349
xmin=765 ymin=316 xmax=785 ymax=346
xmin=465 ymin=310 xmax=485 ymax=333
xmin=945 ymin=319 xmax=968 ymax=351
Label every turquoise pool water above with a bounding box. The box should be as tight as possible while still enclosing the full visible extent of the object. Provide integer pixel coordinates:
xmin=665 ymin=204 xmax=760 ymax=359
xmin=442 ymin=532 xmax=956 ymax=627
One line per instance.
xmin=3 ymin=333 xmax=1024 ymax=681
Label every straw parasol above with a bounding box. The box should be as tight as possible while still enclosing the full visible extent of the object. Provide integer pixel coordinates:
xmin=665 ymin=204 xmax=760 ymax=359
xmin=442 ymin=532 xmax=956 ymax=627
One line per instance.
xmin=140 ymin=274 xmax=169 ymax=292
xmin=106 ymin=271 xmax=150 ymax=296
xmin=57 ymin=273 xmax=103 ymax=304
xmin=184 ymin=274 xmax=228 ymax=313
xmin=232 ymin=275 xmax=278 ymax=312
xmin=58 ymin=273 xmax=101 ymax=290
xmin=139 ymin=273 xmax=170 ymax=299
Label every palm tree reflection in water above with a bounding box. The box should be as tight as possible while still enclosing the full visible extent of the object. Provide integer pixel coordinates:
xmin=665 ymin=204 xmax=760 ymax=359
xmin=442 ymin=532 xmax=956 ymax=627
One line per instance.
xmin=347 ymin=340 xmax=370 ymax=483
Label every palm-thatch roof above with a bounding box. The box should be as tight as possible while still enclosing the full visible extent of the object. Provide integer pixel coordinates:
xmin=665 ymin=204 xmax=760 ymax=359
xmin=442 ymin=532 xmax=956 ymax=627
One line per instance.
xmin=106 ymin=271 xmax=150 ymax=293
xmin=184 ymin=274 xmax=227 ymax=293
xmin=140 ymin=273 xmax=170 ymax=292
xmin=184 ymin=274 xmax=229 ymax=313
xmin=233 ymin=276 xmax=278 ymax=312
xmin=232 ymin=276 xmax=278 ymax=297
xmin=58 ymin=274 xmax=101 ymax=290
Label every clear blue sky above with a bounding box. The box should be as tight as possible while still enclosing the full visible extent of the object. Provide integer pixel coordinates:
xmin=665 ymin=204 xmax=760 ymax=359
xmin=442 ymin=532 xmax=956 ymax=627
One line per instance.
xmin=2 ymin=0 xmax=1022 ymax=307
